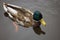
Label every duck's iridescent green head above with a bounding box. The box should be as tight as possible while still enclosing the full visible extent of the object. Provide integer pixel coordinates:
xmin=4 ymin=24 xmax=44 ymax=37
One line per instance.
xmin=33 ymin=10 xmax=46 ymax=26
xmin=33 ymin=10 xmax=43 ymax=21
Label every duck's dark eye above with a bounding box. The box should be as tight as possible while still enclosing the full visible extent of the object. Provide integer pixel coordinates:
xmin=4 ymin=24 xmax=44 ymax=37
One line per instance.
xmin=4 ymin=12 xmax=9 ymax=17
xmin=39 ymin=13 xmax=43 ymax=20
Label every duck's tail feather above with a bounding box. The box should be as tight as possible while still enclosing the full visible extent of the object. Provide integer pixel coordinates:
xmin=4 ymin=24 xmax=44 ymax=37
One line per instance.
xmin=4 ymin=12 xmax=9 ymax=17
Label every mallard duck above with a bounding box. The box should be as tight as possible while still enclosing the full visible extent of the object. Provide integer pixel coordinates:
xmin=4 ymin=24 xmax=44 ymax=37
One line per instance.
xmin=3 ymin=2 xmax=46 ymax=35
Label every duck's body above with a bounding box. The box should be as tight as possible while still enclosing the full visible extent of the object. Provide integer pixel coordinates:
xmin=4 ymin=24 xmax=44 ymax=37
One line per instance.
xmin=3 ymin=3 xmax=35 ymax=28
xmin=3 ymin=3 xmax=46 ymax=35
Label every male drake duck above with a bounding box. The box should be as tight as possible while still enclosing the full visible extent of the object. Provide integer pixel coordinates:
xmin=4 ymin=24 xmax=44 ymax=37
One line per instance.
xmin=3 ymin=2 xmax=46 ymax=35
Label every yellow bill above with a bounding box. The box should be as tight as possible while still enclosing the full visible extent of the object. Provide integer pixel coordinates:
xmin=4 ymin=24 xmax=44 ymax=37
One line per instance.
xmin=40 ymin=19 xmax=46 ymax=27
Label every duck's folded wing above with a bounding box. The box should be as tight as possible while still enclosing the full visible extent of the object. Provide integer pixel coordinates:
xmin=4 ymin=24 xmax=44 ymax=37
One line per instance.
xmin=3 ymin=2 xmax=22 ymax=9
xmin=3 ymin=3 xmax=33 ymax=15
